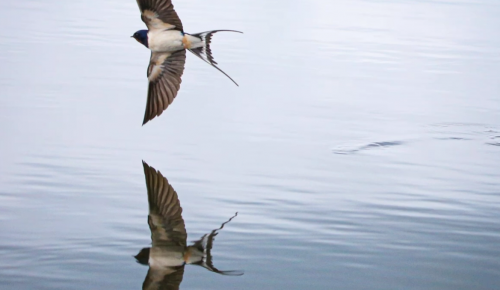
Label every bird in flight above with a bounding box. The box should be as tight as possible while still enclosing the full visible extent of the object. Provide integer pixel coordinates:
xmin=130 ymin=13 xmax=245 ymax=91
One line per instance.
xmin=132 ymin=0 xmax=242 ymax=125
xmin=135 ymin=161 xmax=243 ymax=290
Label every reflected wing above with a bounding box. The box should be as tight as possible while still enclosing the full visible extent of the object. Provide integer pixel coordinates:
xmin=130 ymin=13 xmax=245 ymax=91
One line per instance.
xmin=143 ymin=161 xmax=187 ymax=247
xmin=143 ymin=50 xmax=186 ymax=125
xmin=136 ymin=0 xmax=183 ymax=32
xmin=143 ymin=265 xmax=185 ymax=290
xmin=190 ymin=213 xmax=243 ymax=276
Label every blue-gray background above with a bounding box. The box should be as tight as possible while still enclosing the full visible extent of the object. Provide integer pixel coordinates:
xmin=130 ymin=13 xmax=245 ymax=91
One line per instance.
xmin=1 ymin=0 xmax=499 ymax=289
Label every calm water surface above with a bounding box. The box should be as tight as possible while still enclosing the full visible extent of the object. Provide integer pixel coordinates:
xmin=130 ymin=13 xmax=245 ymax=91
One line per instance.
xmin=1 ymin=0 xmax=500 ymax=289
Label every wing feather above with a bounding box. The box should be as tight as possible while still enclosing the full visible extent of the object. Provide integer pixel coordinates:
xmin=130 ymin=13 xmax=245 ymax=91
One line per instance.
xmin=143 ymin=50 xmax=186 ymax=125
xmin=136 ymin=0 xmax=183 ymax=32
xmin=142 ymin=161 xmax=187 ymax=247
xmin=142 ymin=265 xmax=185 ymax=290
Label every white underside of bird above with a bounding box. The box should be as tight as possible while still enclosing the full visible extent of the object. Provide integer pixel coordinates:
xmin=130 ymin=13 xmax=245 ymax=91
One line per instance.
xmin=148 ymin=30 xmax=204 ymax=52
xmin=147 ymin=245 xmax=204 ymax=268
xmin=148 ymin=246 xmax=185 ymax=268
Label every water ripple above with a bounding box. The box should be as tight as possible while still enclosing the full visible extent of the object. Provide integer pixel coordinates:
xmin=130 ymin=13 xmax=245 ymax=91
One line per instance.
xmin=333 ymin=141 xmax=404 ymax=155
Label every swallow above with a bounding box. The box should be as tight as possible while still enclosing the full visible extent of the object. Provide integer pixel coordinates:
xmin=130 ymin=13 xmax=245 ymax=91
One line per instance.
xmin=135 ymin=161 xmax=243 ymax=290
xmin=132 ymin=0 xmax=242 ymax=125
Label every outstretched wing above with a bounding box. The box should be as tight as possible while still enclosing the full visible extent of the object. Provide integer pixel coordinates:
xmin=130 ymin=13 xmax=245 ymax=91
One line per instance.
xmin=142 ymin=265 xmax=185 ymax=290
xmin=143 ymin=161 xmax=187 ymax=247
xmin=143 ymin=50 xmax=186 ymax=125
xmin=136 ymin=0 xmax=183 ymax=32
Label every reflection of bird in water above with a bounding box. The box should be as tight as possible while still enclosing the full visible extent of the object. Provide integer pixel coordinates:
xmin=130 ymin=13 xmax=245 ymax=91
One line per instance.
xmin=135 ymin=161 xmax=243 ymax=290
xmin=132 ymin=0 xmax=242 ymax=125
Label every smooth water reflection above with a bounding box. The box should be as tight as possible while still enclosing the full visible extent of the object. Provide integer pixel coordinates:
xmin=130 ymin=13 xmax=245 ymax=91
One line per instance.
xmin=137 ymin=161 xmax=242 ymax=290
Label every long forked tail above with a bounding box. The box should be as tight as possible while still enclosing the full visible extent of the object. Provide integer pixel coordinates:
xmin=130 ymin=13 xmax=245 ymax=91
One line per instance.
xmin=187 ymin=30 xmax=242 ymax=86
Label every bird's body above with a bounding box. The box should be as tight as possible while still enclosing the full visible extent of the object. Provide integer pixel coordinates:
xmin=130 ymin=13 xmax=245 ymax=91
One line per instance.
xmin=148 ymin=245 xmax=185 ymax=268
xmin=132 ymin=0 xmax=242 ymax=125
xmin=148 ymin=29 xmax=184 ymax=52
xmin=145 ymin=30 xmax=203 ymax=52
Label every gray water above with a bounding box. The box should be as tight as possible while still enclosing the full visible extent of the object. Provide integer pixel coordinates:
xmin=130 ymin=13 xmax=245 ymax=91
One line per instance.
xmin=1 ymin=0 xmax=500 ymax=289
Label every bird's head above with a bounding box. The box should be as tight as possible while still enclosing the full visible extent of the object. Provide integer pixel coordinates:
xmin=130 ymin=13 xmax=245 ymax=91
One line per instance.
xmin=134 ymin=247 xmax=150 ymax=265
xmin=132 ymin=30 xmax=149 ymax=48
